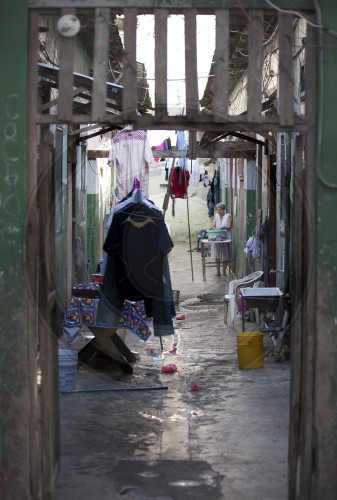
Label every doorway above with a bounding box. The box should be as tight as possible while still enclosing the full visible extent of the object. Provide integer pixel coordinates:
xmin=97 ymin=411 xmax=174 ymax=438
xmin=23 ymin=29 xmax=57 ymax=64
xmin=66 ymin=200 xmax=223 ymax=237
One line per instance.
xmin=26 ymin=3 xmax=318 ymax=499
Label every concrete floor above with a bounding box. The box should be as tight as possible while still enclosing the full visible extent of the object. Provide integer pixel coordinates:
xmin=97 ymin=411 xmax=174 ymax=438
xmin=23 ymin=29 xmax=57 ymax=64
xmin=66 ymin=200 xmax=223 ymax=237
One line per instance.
xmin=55 ymin=241 xmax=290 ymax=500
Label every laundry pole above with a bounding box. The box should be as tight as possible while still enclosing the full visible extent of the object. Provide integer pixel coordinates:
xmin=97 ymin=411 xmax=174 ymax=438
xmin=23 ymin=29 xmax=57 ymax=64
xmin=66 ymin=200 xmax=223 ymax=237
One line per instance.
xmin=186 ymin=166 xmax=194 ymax=282
xmin=162 ymin=158 xmax=194 ymax=282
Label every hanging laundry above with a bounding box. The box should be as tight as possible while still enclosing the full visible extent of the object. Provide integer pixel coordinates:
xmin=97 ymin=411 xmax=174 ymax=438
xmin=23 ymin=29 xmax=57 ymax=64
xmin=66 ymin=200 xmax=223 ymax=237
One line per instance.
xmin=206 ymin=173 xmax=218 ymax=217
xmin=252 ymin=238 xmax=260 ymax=259
xmin=186 ymin=159 xmax=200 ymax=187
xmin=211 ymin=170 xmax=220 ymax=207
xmin=98 ymin=188 xmax=176 ymax=338
xmin=171 ymin=166 xmax=190 ymax=199
xmin=200 ymin=170 xmax=209 ymax=187
xmin=244 ymin=236 xmax=255 ymax=257
xmin=107 ymin=128 xmax=153 ymax=202
xmin=154 ymin=142 xmax=165 ymax=162
xmin=164 ymin=137 xmax=171 ymax=149
xmin=177 ymin=130 xmax=187 ymax=169
xmin=258 ymin=217 xmax=270 ymax=285
xmin=206 ymin=187 xmax=214 ymax=217
xmin=164 ymin=159 xmax=171 ymax=181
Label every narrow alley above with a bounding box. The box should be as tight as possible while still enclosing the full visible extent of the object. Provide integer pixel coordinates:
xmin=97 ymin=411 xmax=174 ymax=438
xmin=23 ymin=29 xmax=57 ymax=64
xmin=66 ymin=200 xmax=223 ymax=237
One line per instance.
xmin=55 ymin=241 xmax=290 ymax=500
xmin=4 ymin=3 xmax=337 ymax=499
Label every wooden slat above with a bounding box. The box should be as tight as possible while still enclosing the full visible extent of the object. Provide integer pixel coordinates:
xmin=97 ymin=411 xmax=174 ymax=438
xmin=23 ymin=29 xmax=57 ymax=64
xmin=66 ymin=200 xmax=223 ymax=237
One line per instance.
xmin=38 ymin=128 xmax=55 ymax=496
xmin=88 ymin=140 xmax=257 ymax=160
xmin=36 ymin=109 xmax=308 ymax=133
xmin=256 ymin=144 xmax=263 ymax=217
xmin=28 ymin=0 xmax=316 ymax=9
xmin=122 ymin=8 xmax=138 ymax=122
xmin=184 ymin=9 xmax=199 ymax=118
xmin=247 ymin=9 xmax=264 ymax=123
xmin=39 ymin=87 xmax=86 ymax=113
xmin=288 ymin=132 xmax=304 ymax=500
xmin=305 ymin=23 xmax=318 ymax=142
xmin=299 ymin=22 xmax=317 ymax=499
xmin=92 ymin=8 xmax=110 ymax=121
xmin=154 ymin=9 xmax=168 ymax=120
xmin=58 ymin=8 xmax=77 ymax=121
xmin=189 ymin=130 xmax=197 ymax=159
xmin=214 ymin=9 xmax=229 ymax=122
xmin=40 ymin=129 xmax=60 ymax=486
xmin=27 ymin=10 xmax=44 ymax=500
xmin=278 ymin=12 xmax=294 ymax=126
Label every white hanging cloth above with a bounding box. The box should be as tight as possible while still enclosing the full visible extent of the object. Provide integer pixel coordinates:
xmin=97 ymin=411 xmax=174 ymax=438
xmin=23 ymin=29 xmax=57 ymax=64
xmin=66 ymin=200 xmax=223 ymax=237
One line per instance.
xmin=107 ymin=129 xmax=154 ymax=202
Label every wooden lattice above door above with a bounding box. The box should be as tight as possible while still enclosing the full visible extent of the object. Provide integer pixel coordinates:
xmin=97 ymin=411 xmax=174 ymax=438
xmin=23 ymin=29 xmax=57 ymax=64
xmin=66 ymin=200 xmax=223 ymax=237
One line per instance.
xmin=29 ymin=0 xmax=316 ymax=133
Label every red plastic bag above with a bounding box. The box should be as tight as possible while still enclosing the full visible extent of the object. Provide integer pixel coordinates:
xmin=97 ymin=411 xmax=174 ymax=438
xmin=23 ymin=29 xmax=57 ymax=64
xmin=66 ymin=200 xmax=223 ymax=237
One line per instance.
xmin=161 ymin=363 xmax=177 ymax=373
xmin=191 ymin=384 xmax=203 ymax=391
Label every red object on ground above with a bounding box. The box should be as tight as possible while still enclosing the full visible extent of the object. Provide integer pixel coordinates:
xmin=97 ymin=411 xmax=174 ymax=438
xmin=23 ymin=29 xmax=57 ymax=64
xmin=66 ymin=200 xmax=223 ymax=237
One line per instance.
xmin=161 ymin=364 xmax=177 ymax=373
xmin=191 ymin=384 xmax=203 ymax=391
xmin=176 ymin=314 xmax=186 ymax=320
xmin=91 ymin=274 xmax=104 ymax=283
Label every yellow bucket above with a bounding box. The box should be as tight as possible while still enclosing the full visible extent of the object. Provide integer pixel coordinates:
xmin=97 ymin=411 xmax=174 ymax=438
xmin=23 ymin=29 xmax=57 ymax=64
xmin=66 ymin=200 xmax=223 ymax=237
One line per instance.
xmin=236 ymin=332 xmax=264 ymax=369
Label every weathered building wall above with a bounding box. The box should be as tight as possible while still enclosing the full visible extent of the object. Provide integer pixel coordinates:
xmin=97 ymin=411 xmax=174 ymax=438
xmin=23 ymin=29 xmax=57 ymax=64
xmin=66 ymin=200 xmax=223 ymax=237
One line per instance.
xmin=0 ymin=2 xmax=31 ymax=498
xmin=314 ymin=1 xmax=337 ymax=497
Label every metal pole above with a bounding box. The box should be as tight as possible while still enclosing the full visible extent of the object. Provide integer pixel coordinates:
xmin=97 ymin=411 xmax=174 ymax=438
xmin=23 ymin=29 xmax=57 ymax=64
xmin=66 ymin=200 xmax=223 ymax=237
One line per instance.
xmin=186 ymin=159 xmax=194 ymax=281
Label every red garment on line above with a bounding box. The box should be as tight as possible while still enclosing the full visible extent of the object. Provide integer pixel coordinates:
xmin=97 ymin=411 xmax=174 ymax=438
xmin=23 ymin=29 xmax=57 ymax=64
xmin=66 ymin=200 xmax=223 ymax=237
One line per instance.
xmin=171 ymin=167 xmax=190 ymax=199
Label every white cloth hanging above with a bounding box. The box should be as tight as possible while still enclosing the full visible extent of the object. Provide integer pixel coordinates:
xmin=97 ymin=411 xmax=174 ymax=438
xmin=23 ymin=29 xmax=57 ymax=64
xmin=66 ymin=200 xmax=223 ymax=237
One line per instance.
xmin=186 ymin=158 xmax=200 ymax=186
xmin=107 ymin=129 xmax=154 ymax=202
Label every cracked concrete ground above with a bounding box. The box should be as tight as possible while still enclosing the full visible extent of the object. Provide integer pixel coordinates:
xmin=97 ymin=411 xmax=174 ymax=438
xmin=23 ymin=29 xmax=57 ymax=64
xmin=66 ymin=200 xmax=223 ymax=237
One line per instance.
xmin=55 ymin=241 xmax=290 ymax=500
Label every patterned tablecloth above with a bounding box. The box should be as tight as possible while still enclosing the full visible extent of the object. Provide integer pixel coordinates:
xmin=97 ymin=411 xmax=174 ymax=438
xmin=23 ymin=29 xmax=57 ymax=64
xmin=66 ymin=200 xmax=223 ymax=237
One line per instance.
xmin=62 ymin=294 xmax=151 ymax=344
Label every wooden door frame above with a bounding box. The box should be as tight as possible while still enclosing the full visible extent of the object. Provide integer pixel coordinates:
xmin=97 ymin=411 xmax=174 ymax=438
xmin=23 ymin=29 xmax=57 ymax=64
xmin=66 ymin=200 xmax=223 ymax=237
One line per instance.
xmin=25 ymin=3 xmax=319 ymax=499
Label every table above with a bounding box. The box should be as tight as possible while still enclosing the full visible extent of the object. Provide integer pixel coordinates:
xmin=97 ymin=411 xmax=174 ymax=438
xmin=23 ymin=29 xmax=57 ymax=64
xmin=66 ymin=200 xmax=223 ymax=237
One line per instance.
xmin=200 ymin=238 xmax=232 ymax=281
xmin=62 ymin=283 xmax=152 ymax=373
xmin=240 ymin=287 xmax=283 ymax=332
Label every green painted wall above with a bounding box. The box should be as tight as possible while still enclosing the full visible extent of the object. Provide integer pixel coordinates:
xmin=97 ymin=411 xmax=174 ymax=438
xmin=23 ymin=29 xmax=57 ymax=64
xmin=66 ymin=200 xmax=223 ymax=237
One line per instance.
xmin=55 ymin=162 xmax=70 ymax=318
xmin=87 ymin=193 xmax=100 ymax=274
xmin=74 ymin=152 xmax=88 ymax=284
xmin=229 ymin=163 xmax=259 ymax=279
xmin=314 ymin=1 xmax=337 ymax=498
xmin=0 ymin=1 xmax=30 ymax=498
xmin=245 ymin=188 xmax=257 ymax=276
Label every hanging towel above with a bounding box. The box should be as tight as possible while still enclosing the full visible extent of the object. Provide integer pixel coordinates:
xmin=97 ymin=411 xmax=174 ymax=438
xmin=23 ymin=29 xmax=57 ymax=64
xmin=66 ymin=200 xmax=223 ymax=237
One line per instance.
xmin=171 ymin=167 xmax=190 ymax=199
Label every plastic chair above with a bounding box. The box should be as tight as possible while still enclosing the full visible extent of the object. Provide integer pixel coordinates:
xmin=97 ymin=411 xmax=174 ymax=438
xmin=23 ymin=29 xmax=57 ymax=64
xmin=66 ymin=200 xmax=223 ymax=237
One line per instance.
xmin=224 ymin=271 xmax=263 ymax=328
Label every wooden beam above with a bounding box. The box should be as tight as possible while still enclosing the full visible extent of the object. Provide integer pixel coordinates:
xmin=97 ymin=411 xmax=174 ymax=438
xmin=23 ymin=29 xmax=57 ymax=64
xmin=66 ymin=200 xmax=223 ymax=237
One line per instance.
xmin=288 ymin=133 xmax=304 ymax=500
xmin=214 ymin=9 xmax=229 ymax=122
xmin=92 ymin=8 xmax=110 ymax=121
xmin=58 ymin=8 xmax=76 ymax=121
xmin=122 ymin=8 xmax=138 ymax=122
xmin=38 ymin=87 xmax=86 ymax=113
xmin=88 ymin=141 xmax=256 ymax=160
xmin=28 ymin=0 xmax=316 ymax=10
xmin=154 ymin=9 xmax=168 ymax=120
xmin=299 ymin=22 xmax=317 ymax=499
xmin=184 ymin=9 xmax=199 ymax=118
xmin=189 ymin=131 xmax=197 ymax=159
xmin=27 ymin=11 xmax=44 ymax=498
xmin=226 ymin=131 xmax=265 ymax=146
xmin=152 ymin=148 xmax=256 ymax=159
xmin=36 ymin=111 xmax=308 ymax=132
xmin=247 ymin=9 xmax=264 ymax=123
xmin=278 ymin=12 xmax=294 ymax=126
